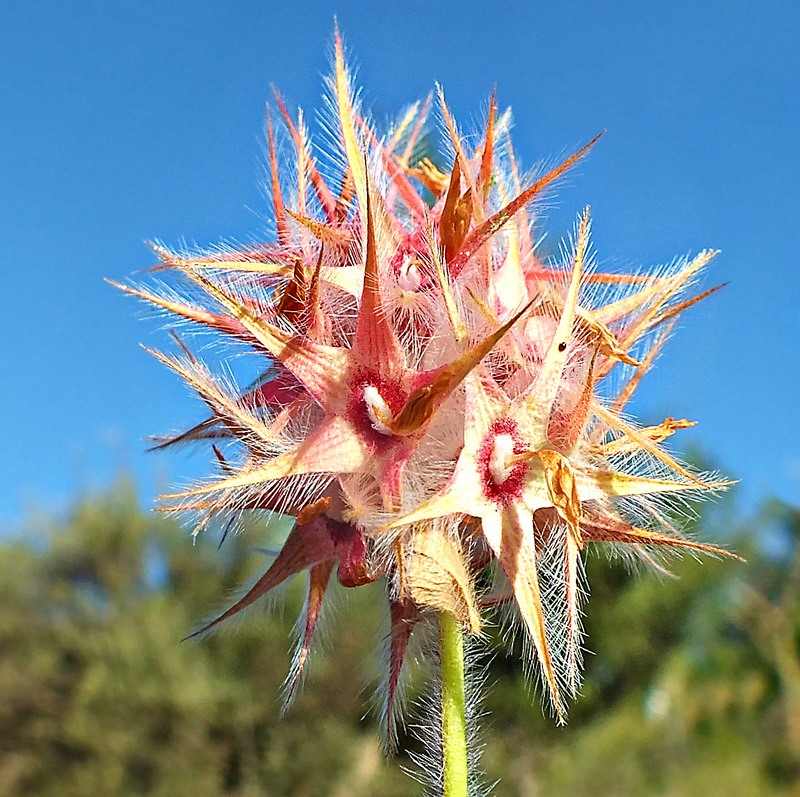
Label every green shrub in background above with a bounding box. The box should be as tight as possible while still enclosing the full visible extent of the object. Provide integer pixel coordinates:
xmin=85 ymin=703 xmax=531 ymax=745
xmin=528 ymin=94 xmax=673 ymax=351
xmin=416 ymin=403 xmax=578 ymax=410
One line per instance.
xmin=1 ymin=482 xmax=797 ymax=796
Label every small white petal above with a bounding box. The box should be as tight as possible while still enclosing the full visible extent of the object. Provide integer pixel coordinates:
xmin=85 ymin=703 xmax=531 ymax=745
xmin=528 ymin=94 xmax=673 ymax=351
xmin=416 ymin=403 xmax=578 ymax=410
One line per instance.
xmin=363 ymin=385 xmax=394 ymax=435
xmin=489 ymin=433 xmax=516 ymax=485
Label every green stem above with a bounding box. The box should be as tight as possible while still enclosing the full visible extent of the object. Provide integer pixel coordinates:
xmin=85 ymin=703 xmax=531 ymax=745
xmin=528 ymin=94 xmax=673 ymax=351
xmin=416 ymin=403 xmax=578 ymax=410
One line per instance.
xmin=439 ymin=610 xmax=468 ymax=797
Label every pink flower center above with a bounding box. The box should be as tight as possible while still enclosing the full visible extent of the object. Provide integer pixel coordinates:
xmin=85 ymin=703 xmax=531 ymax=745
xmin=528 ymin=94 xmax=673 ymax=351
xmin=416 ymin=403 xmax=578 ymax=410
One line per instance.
xmin=346 ymin=372 xmax=407 ymax=449
xmin=476 ymin=418 xmax=529 ymax=505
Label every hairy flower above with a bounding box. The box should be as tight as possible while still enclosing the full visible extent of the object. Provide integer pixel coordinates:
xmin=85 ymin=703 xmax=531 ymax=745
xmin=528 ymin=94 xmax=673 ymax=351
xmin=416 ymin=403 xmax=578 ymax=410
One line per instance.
xmin=116 ymin=31 xmax=736 ymax=728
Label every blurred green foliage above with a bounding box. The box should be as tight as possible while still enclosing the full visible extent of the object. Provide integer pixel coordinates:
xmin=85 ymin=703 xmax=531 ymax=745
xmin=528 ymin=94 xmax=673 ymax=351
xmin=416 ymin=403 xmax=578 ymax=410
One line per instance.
xmin=1 ymin=482 xmax=798 ymax=796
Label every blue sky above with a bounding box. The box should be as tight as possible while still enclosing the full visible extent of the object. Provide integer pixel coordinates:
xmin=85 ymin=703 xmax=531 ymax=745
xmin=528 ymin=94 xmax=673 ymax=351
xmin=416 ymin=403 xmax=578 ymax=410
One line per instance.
xmin=2 ymin=0 xmax=798 ymax=529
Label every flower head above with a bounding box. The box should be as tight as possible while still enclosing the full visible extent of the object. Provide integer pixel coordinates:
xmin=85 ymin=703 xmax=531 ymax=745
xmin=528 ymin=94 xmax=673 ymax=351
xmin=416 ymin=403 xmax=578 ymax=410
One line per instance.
xmin=117 ymin=30 xmax=736 ymax=727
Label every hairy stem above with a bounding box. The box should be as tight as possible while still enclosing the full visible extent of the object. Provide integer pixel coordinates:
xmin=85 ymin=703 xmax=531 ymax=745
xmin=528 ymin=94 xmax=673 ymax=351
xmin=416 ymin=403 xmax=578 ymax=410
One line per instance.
xmin=439 ymin=610 xmax=468 ymax=797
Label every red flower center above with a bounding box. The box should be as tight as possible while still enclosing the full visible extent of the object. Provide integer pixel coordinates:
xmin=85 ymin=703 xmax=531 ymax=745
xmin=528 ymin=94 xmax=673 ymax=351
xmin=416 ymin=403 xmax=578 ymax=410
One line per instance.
xmin=345 ymin=371 xmax=407 ymax=450
xmin=476 ymin=418 xmax=529 ymax=505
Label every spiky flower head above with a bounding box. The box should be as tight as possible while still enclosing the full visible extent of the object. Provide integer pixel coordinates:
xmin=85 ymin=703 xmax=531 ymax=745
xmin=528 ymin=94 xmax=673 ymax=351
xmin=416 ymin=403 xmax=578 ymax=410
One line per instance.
xmin=116 ymin=31 xmax=735 ymax=728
